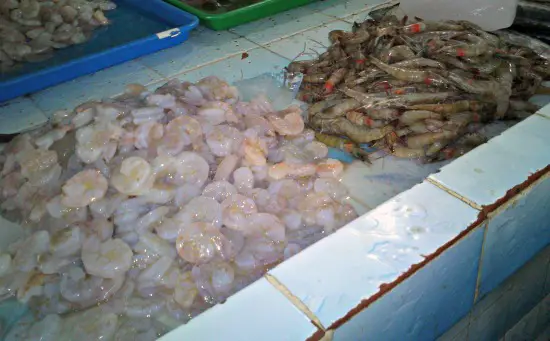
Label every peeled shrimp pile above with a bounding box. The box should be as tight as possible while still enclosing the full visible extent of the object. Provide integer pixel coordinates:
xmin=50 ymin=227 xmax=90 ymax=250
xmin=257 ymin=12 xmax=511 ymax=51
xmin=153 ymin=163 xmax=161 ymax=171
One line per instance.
xmin=0 ymin=0 xmax=115 ymax=71
xmin=0 ymin=76 xmax=357 ymax=340
xmin=290 ymin=12 xmax=550 ymax=162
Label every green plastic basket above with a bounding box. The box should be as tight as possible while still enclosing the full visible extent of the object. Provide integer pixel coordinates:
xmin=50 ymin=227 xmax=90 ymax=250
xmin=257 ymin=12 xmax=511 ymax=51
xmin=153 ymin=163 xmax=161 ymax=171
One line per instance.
xmin=163 ymin=0 xmax=318 ymax=31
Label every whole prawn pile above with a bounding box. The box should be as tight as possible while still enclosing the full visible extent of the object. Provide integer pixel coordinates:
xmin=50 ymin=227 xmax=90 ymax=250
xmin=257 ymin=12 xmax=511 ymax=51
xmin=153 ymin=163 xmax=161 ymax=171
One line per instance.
xmin=291 ymin=14 xmax=550 ymax=162
xmin=0 ymin=0 xmax=116 ymax=72
xmin=0 ymin=76 xmax=357 ymax=340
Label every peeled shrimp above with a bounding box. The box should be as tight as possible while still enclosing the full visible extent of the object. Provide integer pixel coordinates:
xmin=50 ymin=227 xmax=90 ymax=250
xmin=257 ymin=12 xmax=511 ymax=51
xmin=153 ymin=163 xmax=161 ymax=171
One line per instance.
xmin=111 ymin=157 xmax=154 ymax=196
xmin=202 ymin=180 xmax=238 ymax=203
xmin=174 ymin=271 xmax=199 ymax=309
xmin=61 ymin=169 xmax=108 ymax=208
xmin=176 ymin=222 xmax=225 ymax=264
xmin=268 ymin=162 xmax=316 ymax=180
xmin=206 ymin=125 xmax=243 ymax=157
xmin=192 ymin=259 xmax=235 ymax=302
xmin=221 ymin=194 xmax=258 ymax=230
xmin=82 ymin=237 xmax=133 ymax=279
xmin=242 ymin=129 xmax=268 ymax=166
xmin=267 ymin=106 xmax=305 ymax=136
xmin=174 ymin=196 xmax=222 ymax=228
xmin=316 ymin=159 xmax=344 ymax=178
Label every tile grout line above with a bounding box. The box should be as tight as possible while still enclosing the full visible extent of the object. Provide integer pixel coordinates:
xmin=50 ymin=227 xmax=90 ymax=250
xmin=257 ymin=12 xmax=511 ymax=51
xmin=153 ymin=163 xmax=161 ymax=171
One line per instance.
xmin=473 ymin=221 xmax=490 ymax=303
xmin=143 ymin=45 xmax=267 ymax=87
xmin=536 ymin=112 xmax=550 ymax=120
xmin=426 ymin=177 xmax=483 ymax=211
xmin=264 ymin=273 xmax=326 ymax=332
xmin=232 ymin=17 xmax=348 ymax=49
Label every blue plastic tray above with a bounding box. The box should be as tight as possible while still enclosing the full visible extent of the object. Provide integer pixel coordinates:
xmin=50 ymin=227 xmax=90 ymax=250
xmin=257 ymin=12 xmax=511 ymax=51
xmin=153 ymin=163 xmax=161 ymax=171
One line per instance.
xmin=0 ymin=0 xmax=198 ymax=103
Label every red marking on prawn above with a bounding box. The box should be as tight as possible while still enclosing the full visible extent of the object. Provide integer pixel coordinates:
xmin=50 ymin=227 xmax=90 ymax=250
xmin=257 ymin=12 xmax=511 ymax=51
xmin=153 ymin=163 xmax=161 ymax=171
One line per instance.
xmin=364 ymin=117 xmax=374 ymax=127
xmin=241 ymin=52 xmax=249 ymax=60
xmin=467 ymin=78 xmax=474 ymax=85
xmin=408 ymin=23 xmax=423 ymax=33
xmin=324 ymin=81 xmax=335 ymax=93
xmin=424 ymin=77 xmax=433 ymax=85
xmin=456 ymin=48 xmax=466 ymax=57
xmin=356 ymin=59 xmax=366 ymax=64
xmin=444 ymin=148 xmax=455 ymax=159
xmin=473 ymin=113 xmax=481 ymax=122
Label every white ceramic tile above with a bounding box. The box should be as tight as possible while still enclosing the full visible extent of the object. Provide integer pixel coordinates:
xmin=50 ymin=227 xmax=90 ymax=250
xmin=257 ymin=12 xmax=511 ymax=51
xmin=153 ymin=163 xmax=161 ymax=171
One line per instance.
xmin=341 ymin=157 xmax=447 ymax=211
xmin=264 ymin=20 xmax=353 ymax=60
xmin=159 ymin=278 xmax=318 ymax=341
xmin=477 ymin=174 xmax=550 ymax=299
xmin=230 ymin=5 xmax=335 ymax=45
xmin=31 ymin=61 xmax=163 ymax=117
xmin=175 ymin=47 xmax=290 ymax=86
xmin=318 ymin=0 xmax=387 ymax=18
xmin=342 ymin=10 xmax=373 ymax=24
xmin=333 ymin=226 xmax=484 ymax=341
xmin=269 ymin=181 xmax=480 ymax=329
xmin=0 ymin=97 xmax=47 ymax=134
xmin=429 ymin=114 xmax=550 ymax=209
xmin=139 ymin=27 xmax=257 ymax=79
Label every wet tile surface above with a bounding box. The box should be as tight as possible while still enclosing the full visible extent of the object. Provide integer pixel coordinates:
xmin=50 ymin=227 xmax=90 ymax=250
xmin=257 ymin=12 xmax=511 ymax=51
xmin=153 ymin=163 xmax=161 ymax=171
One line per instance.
xmin=333 ymin=226 xmax=484 ymax=341
xmin=264 ymin=20 xmax=353 ymax=60
xmin=0 ymin=97 xmax=47 ymax=134
xmin=31 ymin=61 xmax=163 ymax=117
xmin=429 ymin=114 xmax=550 ymax=209
xmin=317 ymin=0 xmax=386 ymax=18
xmin=269 ymin=181 xmax=480 ymax=329
xmin=230 ymin=5 xmax=335 ymax=45
xmin=478 ymin=174 xmax=550 ymax=300
xmin=175 ymin=47 xmax=290 ymax=86
xmin=139 ymin=27 xmax=256 ymax=79
xmin=158 ymin=278 xmax=318 ymax=341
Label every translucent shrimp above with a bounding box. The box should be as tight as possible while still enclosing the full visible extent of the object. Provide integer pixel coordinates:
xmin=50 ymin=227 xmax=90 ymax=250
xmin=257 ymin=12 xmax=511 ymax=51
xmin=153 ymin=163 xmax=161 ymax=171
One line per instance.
xmin=134 ymin=121 xmax=164 ymax=150
xmin=157 ymin=116 xmax=194 ymax=156
xmin=197 ymin=76 xmax=239 ymax=103
xmin=268 ymin=162 xmax=317 ymax=180
xmin=75 ymin=122 xmax=122 ymax=164
xmin=202 ymin=180 xmax=238 ymax=203
xmin=232 ymin=167 xmax=254 ymax=194
xmin=316 ymin=159 xmax=344 ymax=178
xmin=60 ymin=307 xmax=118 ymax=341
xmin=60 ymin=267 xmax=124 ymax=306
xmin=50 ymin=226 xmax=82 ymax=258
xmin=221 ymin=194 xmax=258 ymax=230
xmin=176 ymin=222 xmax=226 ymax=264
xmin=280 ymin=209 xmax=303 ymax=231
xmin=81 ymin=236 xmax=133 ymax=279
xmin=206 ymin=125 xmax=243 ymax=157
xmin=61 ymin=169 xmax=108 ymax=208
xmin=267 ymin=106 xmax=305 ymax=136
xmin=111 ymin=157 xmax=154 ymax=196
xmin=242 ymin=129 xmax=268 ymax=166
xmin=18 ymin=148 xmax=62 ymax=187
xmin=246 ymin=213 xmax=286 ymax=241
xmin=174 ymin=271 xmax=199 ymax=309
xmin=314 ymin=178 xmax=349 ymax=202
xmin=198 ymin=101 xmax=236 ymax=125
xmin=192 ymin=259 xmax=235 ymax=302
xmin=174 ymin=196 xmax=223 ymax=228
